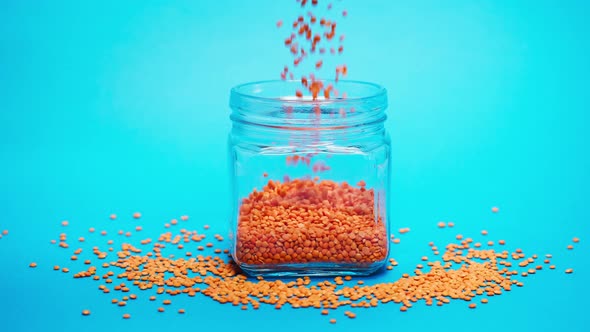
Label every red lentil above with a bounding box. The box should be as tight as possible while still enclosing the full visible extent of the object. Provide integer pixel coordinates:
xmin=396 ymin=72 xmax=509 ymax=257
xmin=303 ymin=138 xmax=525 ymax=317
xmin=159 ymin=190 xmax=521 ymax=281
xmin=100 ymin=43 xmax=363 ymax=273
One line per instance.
xmin=81 ymin=310 xmax=90 ymax=316
xmin=236 ymin=179 xmax=387 ymax=265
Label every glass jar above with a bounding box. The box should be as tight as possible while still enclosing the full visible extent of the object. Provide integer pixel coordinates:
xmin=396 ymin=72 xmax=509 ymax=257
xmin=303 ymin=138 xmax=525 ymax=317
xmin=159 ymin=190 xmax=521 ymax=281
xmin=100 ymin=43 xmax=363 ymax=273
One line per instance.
xmin=228 ymin=80 xmax=390 ymax=277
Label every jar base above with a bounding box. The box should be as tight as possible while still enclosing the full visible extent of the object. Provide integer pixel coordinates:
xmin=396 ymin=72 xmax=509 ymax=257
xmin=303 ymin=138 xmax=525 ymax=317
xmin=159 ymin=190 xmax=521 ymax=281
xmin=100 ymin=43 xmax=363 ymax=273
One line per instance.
xmin=236 ymin=261 xmax=386 ymax=277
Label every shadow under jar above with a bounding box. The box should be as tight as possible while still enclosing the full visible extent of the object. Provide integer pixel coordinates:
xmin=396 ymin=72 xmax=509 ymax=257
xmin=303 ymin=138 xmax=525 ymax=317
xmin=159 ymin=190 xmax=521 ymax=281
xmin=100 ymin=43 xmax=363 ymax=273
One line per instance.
xmin=228 ymin=80 xmax=390 ymax=277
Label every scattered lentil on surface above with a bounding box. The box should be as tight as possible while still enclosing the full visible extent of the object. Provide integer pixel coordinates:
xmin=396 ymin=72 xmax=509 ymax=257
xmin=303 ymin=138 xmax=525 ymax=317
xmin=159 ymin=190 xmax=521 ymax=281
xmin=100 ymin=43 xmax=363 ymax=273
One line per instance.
xmin=36 ymin=209 xmax=577 ymax=323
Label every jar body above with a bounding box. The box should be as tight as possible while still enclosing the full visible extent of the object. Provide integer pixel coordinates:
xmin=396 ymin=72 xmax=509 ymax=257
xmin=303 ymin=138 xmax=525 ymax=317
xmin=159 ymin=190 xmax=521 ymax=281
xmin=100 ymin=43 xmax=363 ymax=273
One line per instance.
xmin=228 ymin=81 xmax=390 ymax=277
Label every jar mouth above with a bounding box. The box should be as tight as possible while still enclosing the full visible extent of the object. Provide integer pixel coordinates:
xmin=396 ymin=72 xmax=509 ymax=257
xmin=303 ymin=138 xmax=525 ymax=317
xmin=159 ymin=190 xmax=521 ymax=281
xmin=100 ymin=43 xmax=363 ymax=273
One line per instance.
xmin=231 ymin=80 xmax=386 ymax=105
xmin=230 ymin=80 xmax=388 ymax=130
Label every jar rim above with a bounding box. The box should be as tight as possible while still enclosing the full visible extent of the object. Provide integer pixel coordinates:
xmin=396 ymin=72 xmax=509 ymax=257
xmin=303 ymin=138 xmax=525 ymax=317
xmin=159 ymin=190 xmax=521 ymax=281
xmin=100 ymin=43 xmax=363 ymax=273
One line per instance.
xmin=230 ymin=80 xmax=387 ymax=105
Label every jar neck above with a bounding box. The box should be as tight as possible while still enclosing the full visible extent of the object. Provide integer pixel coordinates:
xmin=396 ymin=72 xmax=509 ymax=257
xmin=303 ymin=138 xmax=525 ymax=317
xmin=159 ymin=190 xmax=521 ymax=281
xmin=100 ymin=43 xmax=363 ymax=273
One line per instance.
xmin=231 ymin=119 xmax=387 ymax=146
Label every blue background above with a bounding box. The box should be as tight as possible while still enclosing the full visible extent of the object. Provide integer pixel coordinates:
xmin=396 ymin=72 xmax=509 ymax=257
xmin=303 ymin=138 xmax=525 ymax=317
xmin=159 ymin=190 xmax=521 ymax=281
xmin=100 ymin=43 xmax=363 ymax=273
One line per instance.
xmin=1 ymin=0 xmax=588 ymax=331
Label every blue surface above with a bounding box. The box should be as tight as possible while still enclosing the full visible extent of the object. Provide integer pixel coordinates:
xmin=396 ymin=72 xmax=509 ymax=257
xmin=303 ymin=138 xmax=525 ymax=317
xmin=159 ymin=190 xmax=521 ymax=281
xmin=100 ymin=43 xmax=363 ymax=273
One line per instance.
xmin=1 ymin=0 xmax=588 ymax=331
